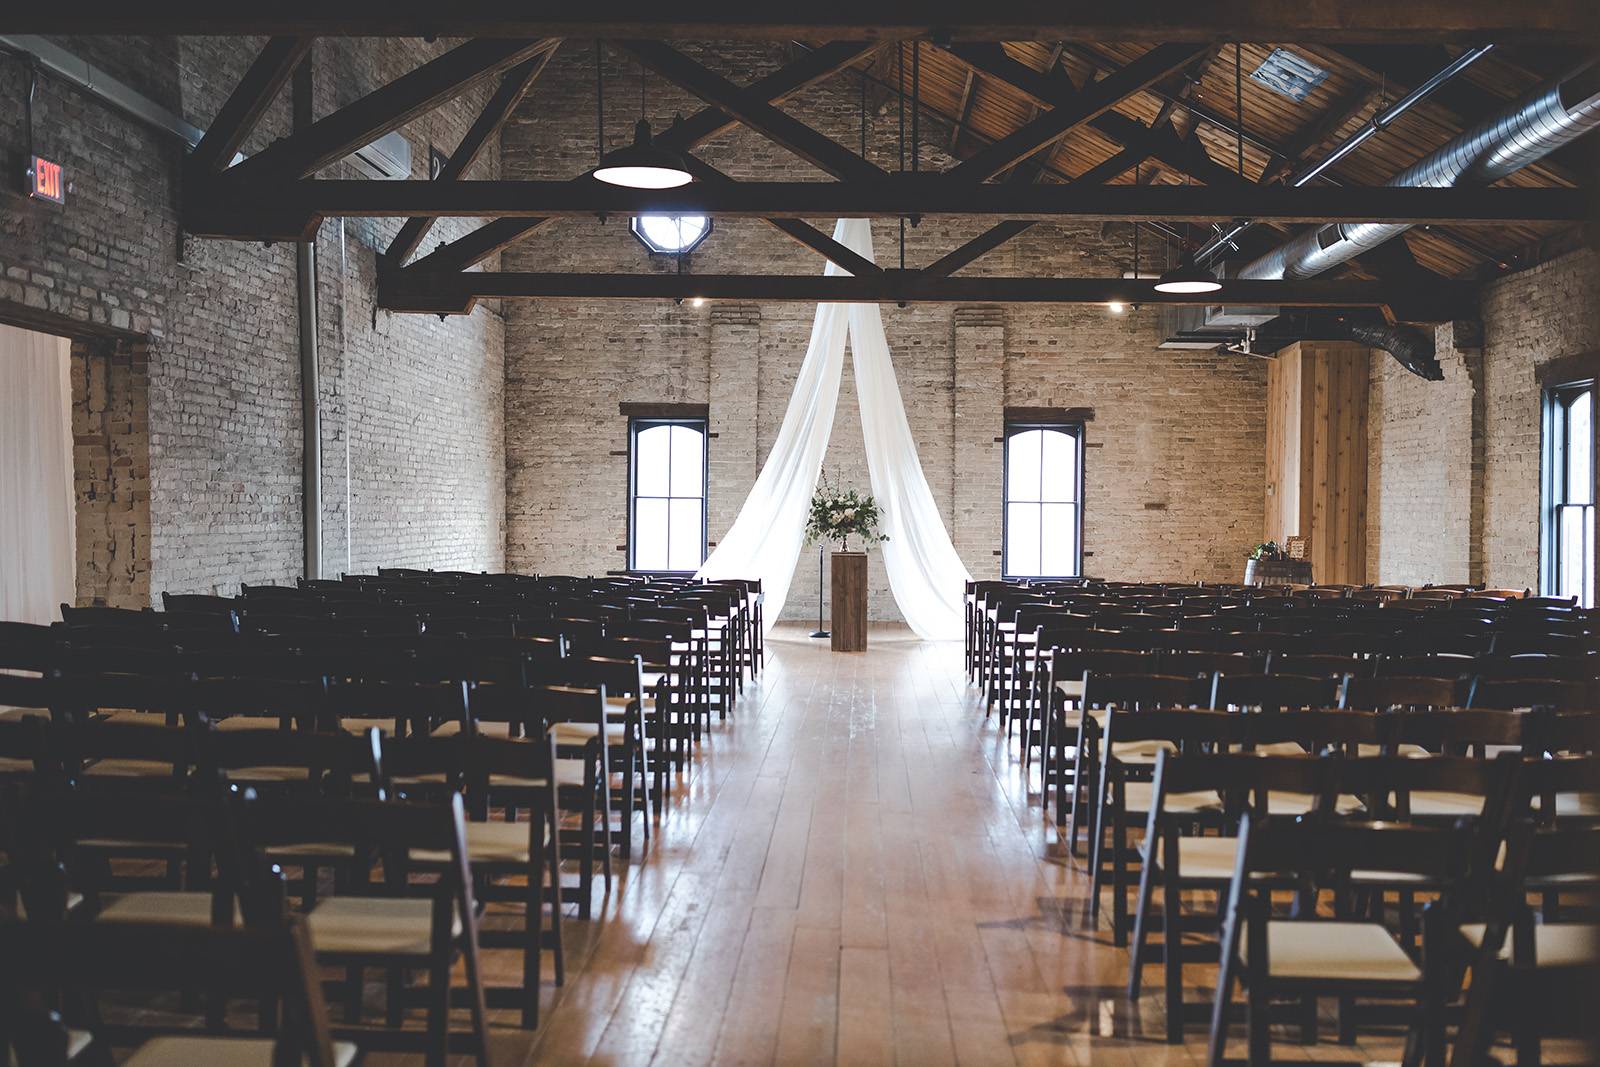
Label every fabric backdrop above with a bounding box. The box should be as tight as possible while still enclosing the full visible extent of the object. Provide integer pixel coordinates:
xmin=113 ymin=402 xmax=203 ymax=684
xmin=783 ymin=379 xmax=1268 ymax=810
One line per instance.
xmin=698 ymin=219 xmax=970 ymax=640
xmin=0 ymin=324 xmax=76 ymax=625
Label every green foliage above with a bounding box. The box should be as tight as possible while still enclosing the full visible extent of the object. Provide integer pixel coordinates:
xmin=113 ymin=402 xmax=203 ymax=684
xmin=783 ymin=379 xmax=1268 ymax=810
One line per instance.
xmin=805 ymin=471 xmax=888 ymax=551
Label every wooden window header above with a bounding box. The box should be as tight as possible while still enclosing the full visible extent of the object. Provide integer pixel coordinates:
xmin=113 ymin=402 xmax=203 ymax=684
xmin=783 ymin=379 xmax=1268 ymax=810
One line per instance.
xmin=620 ymin=402 xmax=710 ymax=419
xmin=1003 ymin=406 xmax=1095 ymax=423
xmin=1534 ymin=351 xmax=1600 ymax=388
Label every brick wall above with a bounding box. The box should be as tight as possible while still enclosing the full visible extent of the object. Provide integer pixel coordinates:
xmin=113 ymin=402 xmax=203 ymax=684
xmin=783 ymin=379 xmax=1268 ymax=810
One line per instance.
xmin=0 ymin=36 xmax=506 ymax=600
xmin=1365 ymin=247 xmax=1599 ymax=590
xmin=70 ymin=336 xmax=152 ymax=607
xmin=501 ymin=44 xmax=1268 ymax=621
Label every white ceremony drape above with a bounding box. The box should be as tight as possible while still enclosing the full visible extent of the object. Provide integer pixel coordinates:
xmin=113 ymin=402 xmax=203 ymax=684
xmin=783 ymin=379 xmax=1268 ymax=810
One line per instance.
xmin=698 ymin=219 xmax=971 ymax=640
xmin=0 ymin=324 xmax=76 ymax=625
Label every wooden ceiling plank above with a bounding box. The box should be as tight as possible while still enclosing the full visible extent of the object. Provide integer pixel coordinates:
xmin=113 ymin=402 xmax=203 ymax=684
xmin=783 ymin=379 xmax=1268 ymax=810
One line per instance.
xmin=948 ymin=44 xmax=1208 ymax=182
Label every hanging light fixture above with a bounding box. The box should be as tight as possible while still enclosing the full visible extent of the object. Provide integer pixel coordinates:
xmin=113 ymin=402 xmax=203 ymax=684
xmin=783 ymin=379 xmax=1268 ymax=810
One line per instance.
xmin=594 ymin=117 xmax=693 ymax=188
xmin=592 ymin=49 xmax=692 ymax=189
xmin=1153 ymin=257 xmax=1222 ymax=293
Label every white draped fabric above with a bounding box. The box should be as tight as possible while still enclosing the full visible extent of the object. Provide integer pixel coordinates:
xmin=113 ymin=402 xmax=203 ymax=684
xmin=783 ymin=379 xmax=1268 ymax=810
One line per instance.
xmin=698 ymin=219 xmax=971 ymax=640
xmin=0 ymin=324 xmax=76 ymax=625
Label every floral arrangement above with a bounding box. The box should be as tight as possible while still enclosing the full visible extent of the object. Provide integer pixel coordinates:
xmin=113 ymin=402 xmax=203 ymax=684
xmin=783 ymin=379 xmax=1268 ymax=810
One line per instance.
xmin=805 ymin=472 xmax=888 ymax=552
xmin=1249 ymin=540 xmax=1286 ymax=561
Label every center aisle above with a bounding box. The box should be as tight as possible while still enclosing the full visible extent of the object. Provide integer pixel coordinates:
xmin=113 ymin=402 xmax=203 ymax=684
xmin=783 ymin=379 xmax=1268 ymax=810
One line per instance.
xmin=495 ymin=624 xmax=1100 ymax=1066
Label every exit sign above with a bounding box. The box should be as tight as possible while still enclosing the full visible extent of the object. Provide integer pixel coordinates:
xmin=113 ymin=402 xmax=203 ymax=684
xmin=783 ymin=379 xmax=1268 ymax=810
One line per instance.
xmin=27 ymin=155 xmax=65 ymax=204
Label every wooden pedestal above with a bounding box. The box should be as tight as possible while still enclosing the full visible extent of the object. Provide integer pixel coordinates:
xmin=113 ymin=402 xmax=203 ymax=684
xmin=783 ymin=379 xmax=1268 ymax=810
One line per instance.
xmin=830 ymin=551 xmax=868 ymax=652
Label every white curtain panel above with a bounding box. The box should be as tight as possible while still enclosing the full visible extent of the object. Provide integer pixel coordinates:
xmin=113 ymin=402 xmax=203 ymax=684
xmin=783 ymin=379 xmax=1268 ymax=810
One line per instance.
xmin=695 ymin=242 xmax=852 ymax=625
xmin=0 ymin=324 xmax=76 ymax=625
xmin=841 ymin=220 xmax=972 ymax=640
xmin=698 ymin=219 xmax=971 ymax=639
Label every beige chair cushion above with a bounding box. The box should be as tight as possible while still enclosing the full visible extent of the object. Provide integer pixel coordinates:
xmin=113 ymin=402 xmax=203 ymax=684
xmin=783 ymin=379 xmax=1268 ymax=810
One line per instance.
xmin=263 ymin=841 xmax=358 ymax=859
xmin=99 ymin=711 xmax=169 ymax=727
xmin=95 ymin=891 xmax=242 ymax=926
xmin=82 ymin=759 xmax=178 ymax=779
xmin=124 ymin=1035 xmax=358 ymax=1067
xmin=1243 ymin=921 xmax=1421 ymax=982
xmin=0 ymin=756 xmax=33 ymax=775
xmin=551 ymin=721 xmax=628 ymax=745
xmin=0 ymin=706 xmax=48 ymax=721
xmin=409 ymin=819 xmax=548 ymax=866
xmin=1265 ymin=791 xmax=1366 ymax=816
xmin=1109 ymin=740 xmax=1178 ymax=765
xmin=1460 ymin=923 xmax=1600 ymax=968
xmin=308 ymin=895 xmax=459 ymax=956
xmin=1056 ymin=679 xmax=1086 ymax=699
xmin=1122 ymin=781 xmax=1222 ymax=815
xmin=1406 ymin=790 xmax=1487 ymax=818
xmin=1139 ymin=835 xmax=1239 ymax=881
xmin=214 ymin=717 xmax=287 ymax=732
xmin=337 ymin=717 xmax=399 ymax=735
xmin=224 ymin=765 xmax=316 ymax=784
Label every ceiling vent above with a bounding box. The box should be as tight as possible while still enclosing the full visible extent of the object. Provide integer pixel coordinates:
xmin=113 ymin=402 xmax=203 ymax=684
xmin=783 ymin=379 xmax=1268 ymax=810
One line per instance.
xmin=343 ymin=131 xmax=412 ymax=180
xmin=1250 ymin=49 xmax=1329 ymax=103
xmin=1203 ymin=261 xmax=1280 ymax=329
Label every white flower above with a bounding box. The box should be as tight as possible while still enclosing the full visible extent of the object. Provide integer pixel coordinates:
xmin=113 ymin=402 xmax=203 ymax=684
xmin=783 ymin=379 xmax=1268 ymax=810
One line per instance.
xmin=844 ymin=507 xmax=857 ymax=519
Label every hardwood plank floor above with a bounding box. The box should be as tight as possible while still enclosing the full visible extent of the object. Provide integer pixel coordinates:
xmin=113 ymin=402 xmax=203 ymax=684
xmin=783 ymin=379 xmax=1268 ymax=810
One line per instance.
xmin=391 ymin=624 xmax=1431 ymax=1066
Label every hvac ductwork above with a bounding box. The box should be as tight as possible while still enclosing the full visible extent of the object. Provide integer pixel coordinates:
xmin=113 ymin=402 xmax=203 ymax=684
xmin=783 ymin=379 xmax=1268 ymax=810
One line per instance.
xmin=1240 ymin=61 xmax=1600 ymax=283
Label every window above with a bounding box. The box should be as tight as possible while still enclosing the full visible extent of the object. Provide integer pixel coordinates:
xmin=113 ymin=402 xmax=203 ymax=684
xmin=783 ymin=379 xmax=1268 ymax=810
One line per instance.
xmin=1544 ymin=382 xmax=1595 ymax=606
xmin=1002 ymin=421 xmax=1083 ymax=578
xmin=628 ymin=417 xmax=707 ymax=572
xmin=630 ymin=215 xmax=711 ymax=256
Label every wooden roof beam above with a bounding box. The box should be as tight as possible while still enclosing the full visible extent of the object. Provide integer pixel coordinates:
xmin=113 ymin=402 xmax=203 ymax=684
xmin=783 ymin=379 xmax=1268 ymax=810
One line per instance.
xmin=397 ymin=40 xmax=878 ymax=274
xmin=377 ymin=269 xmax=1474 ymax=324
xmin=385 ymin=45 xmax=559 ymax=265
xmin=225 ymin=38 xmax=557 ymax=183
xmin=189 ymin=36 xmax=313 ymax=172
xmin=615 ymin=40 xmax=888 ymax=183
xmin=14 ymin=2 xmax=1599 ymax=44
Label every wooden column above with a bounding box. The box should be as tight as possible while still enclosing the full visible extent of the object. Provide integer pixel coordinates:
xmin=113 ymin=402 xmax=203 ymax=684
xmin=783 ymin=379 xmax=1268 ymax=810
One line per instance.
xmin=1264 ymin=340 xmax=1371 ymax=585
xmin=831 ymin=551 xmax=868 ymax=651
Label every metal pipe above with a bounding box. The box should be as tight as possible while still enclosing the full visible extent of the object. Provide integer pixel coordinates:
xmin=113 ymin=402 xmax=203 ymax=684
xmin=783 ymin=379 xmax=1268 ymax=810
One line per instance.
xmin=1196 ymin=45 xmax=1495 ymax=263
xmin=1239 ymin=59 xmax=1600 ymax=281
xmin=0 ymin=34 xmax=209 ymax=148
xmin=294 ymin=58 xmax=323 ymax=581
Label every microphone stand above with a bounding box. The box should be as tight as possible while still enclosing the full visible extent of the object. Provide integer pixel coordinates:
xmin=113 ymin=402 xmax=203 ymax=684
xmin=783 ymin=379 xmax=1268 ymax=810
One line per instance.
xmin=809 ymin=544 xmax=830 ymax=639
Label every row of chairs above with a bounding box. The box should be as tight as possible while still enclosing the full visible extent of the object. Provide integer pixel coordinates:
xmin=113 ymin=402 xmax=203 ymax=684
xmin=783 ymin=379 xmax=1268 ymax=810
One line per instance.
xmin=0 ymin=567 xmax=767 ymax=1065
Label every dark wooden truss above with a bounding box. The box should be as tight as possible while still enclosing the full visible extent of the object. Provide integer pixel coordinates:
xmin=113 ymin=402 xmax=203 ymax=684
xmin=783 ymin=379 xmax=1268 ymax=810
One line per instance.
xmin=156 ymin=23 xmax=1598 ymax=321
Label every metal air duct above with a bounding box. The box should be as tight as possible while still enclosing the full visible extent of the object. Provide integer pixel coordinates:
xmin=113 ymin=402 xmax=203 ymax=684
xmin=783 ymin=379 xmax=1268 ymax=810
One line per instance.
xmin=1240 ymin=61 xmax=1600 ymax=283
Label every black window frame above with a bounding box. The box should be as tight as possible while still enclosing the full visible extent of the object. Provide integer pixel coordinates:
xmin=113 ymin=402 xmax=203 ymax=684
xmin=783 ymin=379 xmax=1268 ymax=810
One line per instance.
xmin=1541 ymin=379 xmax=1596 ymax=605
xmin=629 ymin=214 xmax=714 ymax=257
xmin=627 ymin=415 xmax=709 ymax=575
xmin=1001 ymin=419 xmax=1085 ymax=580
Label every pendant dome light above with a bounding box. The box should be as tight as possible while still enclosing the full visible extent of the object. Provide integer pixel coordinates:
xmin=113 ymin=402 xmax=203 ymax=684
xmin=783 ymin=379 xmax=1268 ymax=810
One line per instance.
xmin=1156 ymin=45 xmax=1243 ymax=296
xmin=1152 ymin=256 xmax=1222 ymax=293
xmin=592 ymin=46 xmax=693 ymax=189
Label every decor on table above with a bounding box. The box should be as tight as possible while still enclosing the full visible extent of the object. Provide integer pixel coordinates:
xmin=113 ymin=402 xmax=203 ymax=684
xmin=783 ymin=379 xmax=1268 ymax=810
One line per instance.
xmin=1244 ymin=538 xmax=1313 ymax=586
xmin=696 ymin=219 xmax=972 ymax=641
xmin=805 ymin=474 xmax=888 ymax=553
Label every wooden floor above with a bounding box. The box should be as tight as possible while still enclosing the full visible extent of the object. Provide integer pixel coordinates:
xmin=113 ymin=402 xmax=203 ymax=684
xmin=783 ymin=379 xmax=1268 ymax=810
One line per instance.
xmin=404 ymin=624 xmax=1421 ymax=1066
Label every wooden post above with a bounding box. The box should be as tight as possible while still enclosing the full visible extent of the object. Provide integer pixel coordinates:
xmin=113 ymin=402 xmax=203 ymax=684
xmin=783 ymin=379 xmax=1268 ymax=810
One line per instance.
xmin=831 ymin=551 xmax=868 ymax=652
